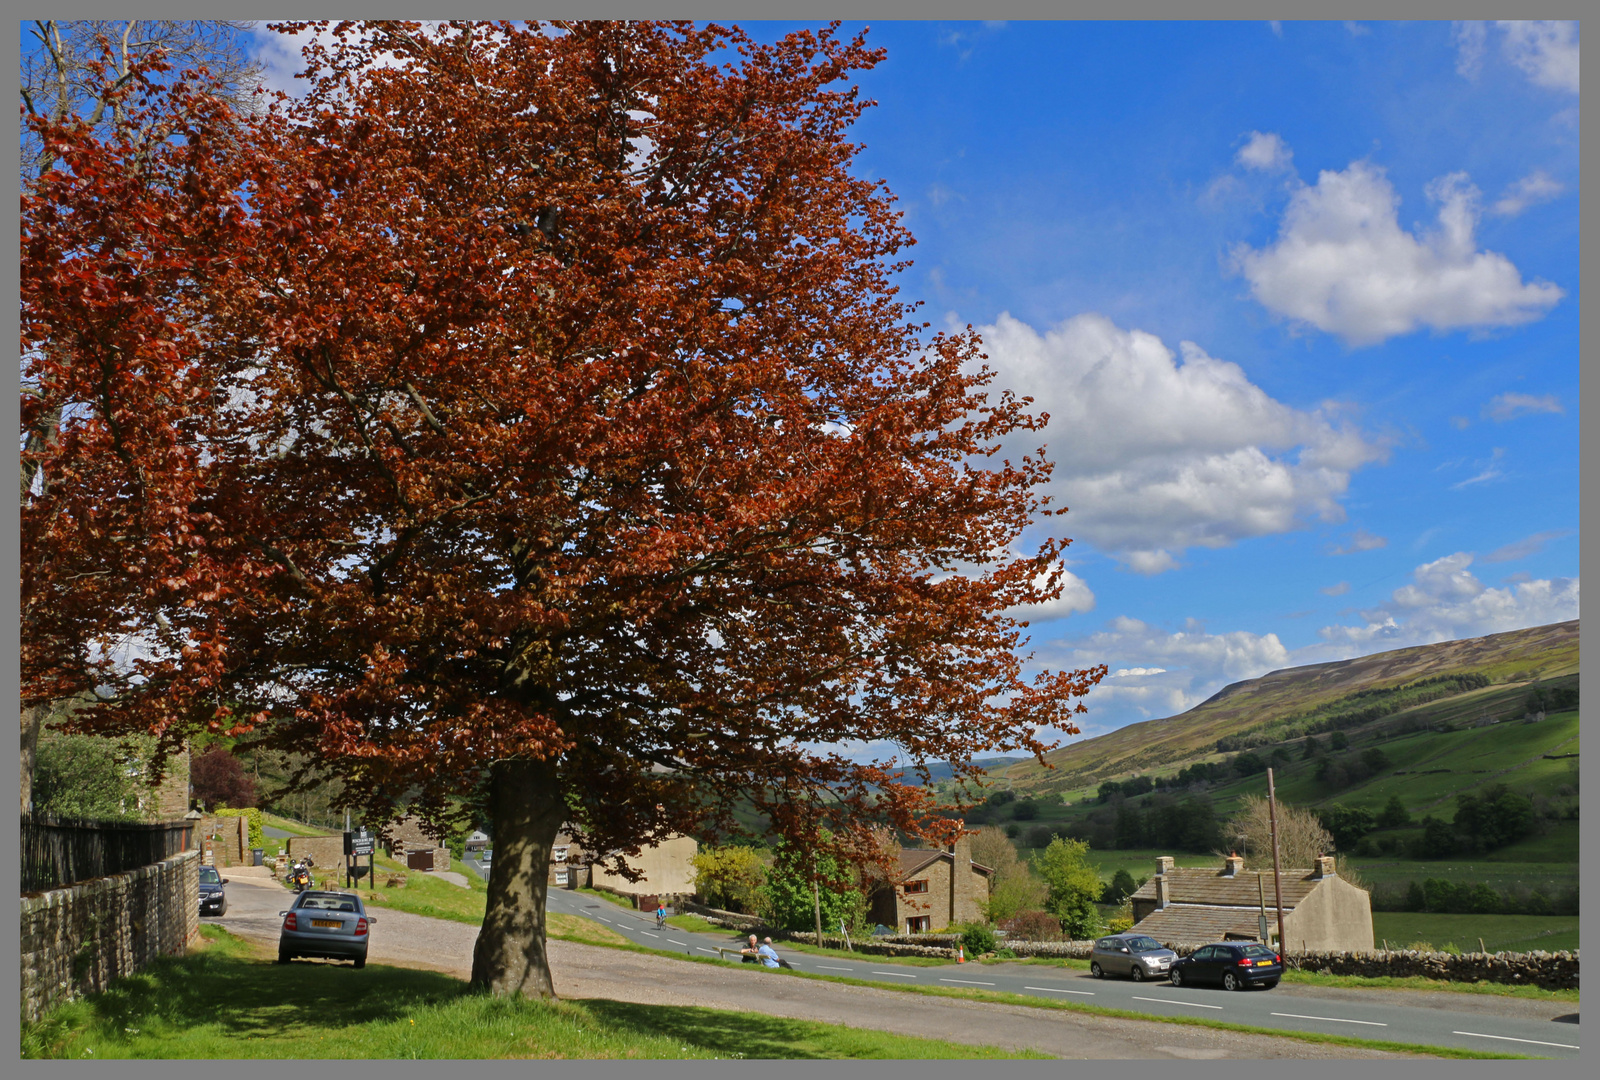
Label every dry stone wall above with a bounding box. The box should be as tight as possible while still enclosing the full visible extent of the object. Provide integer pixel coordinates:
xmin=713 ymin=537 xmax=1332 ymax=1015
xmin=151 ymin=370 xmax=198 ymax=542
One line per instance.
xmin=20 ymin=849 xmax=200 ymax=1023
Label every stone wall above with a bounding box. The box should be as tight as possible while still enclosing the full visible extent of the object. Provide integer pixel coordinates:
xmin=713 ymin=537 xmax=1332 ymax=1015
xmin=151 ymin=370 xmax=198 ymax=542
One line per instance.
xmin=20 ymin=849 xmax=200 ymax=1023
xmin=285 ymin=835 xmax=345 ymax=870
xmin=1284 ymin=948 xmax=1579 ymax=991
xmin=196 ymin=815 xmax=249 ymax=867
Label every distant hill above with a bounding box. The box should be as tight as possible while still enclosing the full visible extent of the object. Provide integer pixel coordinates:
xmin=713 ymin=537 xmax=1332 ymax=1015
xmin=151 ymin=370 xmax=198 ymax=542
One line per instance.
xmin=892 ymin=756 xmax=1033 ymax=787
xmin=997 ymin=620 xmax=1579 ymax=794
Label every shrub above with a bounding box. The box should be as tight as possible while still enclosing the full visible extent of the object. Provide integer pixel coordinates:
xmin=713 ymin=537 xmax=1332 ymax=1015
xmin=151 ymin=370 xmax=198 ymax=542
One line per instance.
xmin=992 ymin=947 xmax=1017 ymax=959
xmin=1002 ymin=909 xmax=1064 ymax=942
xmin=1010 ymin=799 xmax=1038 ymax=821
xmin=1003 ymin=823 xmax=1021 ymax=839
xmin=1104 ymin=915 xmax=1134 ymax=934
xmin=1023 ymin=824 xmax=1055 ymax=849
xmin=213 ymin=807 xmax=265 ymax=849
xmin=958 ymin=922 xmax=997 ymax=956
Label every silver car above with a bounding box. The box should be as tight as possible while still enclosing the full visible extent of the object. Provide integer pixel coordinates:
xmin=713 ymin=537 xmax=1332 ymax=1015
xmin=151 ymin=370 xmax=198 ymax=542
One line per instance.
xmin=278 ymin=890 xmax=377 ymax=968
xmin=1090 ymin=932 xmax=1178 ymax=981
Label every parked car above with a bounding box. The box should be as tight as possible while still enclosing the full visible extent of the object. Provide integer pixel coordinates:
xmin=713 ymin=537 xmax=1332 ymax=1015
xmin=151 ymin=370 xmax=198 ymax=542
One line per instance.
xmin=278 ymin=890 xmax=377 ymax=967
xmin=1090 ymin=933 xmax=1179 ymax=981
xmin=1168 ymin=941 xmax=1283 ymax=990
xmin=198 ymin=865 xmax=228 ymax=917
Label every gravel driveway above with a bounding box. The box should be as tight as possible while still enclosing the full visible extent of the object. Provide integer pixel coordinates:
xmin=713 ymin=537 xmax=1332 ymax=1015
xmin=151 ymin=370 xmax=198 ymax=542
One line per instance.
xmin=212 ymin=868 xmax=1418 ymax=1059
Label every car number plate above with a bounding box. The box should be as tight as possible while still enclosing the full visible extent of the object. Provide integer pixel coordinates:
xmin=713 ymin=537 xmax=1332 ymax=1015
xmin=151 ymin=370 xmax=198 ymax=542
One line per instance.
xmin=311 ymin=919 xmax=341 ymax=928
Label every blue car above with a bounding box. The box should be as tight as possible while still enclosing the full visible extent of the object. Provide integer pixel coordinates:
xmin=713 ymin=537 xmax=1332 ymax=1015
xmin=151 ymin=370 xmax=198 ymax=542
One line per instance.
xmin=198 ymin=865 xmax=228 ymax=917
xmin=278 ymin=890 xmax=377 ymax=967
xmin=1168 ymin=941 xmax=1283 ymax=991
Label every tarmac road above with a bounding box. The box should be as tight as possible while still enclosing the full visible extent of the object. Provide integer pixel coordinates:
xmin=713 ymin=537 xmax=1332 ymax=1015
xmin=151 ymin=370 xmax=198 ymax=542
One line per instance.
xmin=542 ymin=886 xmax=1581 ymax=1060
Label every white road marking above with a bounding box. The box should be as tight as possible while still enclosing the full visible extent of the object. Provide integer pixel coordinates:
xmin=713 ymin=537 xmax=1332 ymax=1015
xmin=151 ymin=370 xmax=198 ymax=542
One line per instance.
xmin=1024 ymin=986 xmax=1094 ymax=996
xmin=871 ymin=971 xmax=918 ymax=978
xmin=697 ymin=947 xmax=720 ymax=954
xmin=1272 ymin=1012 xmax=1387 ymax=1027
xmin=639 ymin=931 xmax=659 ymax=938
xmin=595 ymin=918 xmax=612 ymax=924
xmin=817 ymin=965 xmax=854 ymax=971
xmin=1452 ymin=1032 xmax=1579 ymax=1050
xmin=939 ymin=978 xmax=996 ymax=986
xmin=1132 ymin=996 xmax=1222 ymax=1010
xmin=668 ymin=939 xmax=689 ymax=946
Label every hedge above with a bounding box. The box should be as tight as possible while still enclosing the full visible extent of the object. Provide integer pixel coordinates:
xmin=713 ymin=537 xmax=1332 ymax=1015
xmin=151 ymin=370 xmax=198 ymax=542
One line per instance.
xmin=212 ymin=807 xmax=264 ymax=850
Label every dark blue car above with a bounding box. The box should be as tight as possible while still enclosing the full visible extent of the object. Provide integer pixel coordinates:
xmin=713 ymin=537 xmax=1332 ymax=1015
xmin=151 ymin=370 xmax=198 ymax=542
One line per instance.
xmin=1168 ymin=942 xmax=1283 ymax=991
xmin=198 ymin=865 xmax=228 ymax=917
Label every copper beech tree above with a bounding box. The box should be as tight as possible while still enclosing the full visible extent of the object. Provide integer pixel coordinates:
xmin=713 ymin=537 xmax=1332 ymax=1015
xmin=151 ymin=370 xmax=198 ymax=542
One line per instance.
xmin=21 ymin=21 xmax=1105 ymax=998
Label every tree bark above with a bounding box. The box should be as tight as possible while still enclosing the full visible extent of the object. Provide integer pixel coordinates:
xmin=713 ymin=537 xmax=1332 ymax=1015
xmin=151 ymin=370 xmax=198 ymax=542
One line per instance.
xmin=20 ymin=704 xmax=47 ymax=814
xmin=470 ymin=757 xmax=566 ymax=999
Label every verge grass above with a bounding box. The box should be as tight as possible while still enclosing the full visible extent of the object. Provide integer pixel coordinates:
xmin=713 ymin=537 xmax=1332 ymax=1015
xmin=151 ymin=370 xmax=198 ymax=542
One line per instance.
xmin=20 ymin=927 xmax=1044 ymax=1060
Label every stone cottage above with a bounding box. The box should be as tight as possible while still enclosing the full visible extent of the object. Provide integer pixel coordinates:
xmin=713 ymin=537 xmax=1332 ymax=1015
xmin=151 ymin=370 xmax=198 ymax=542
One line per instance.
xmin=866 ymin=833 xmax=992 ymax=933
xmin=586 ymin=832 xmax=699 ymax=906
xmin=1129 ymin=854 xmax=1374 ymax=952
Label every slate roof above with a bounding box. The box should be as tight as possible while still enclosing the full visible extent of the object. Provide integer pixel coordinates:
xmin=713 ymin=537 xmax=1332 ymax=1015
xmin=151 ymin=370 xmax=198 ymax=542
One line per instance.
xmin=1129 ymin=867 xmax=1321 ymax=908
xmin=1132 ymin=904 xmax=1264 ymax=943
xmin=896 ymin=848 xmax=993 ymax=880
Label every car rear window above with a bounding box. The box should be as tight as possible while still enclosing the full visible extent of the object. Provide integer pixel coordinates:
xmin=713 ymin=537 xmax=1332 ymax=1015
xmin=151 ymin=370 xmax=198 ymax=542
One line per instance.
xmin=1241 ymin=944 xmax=1277 ymax=959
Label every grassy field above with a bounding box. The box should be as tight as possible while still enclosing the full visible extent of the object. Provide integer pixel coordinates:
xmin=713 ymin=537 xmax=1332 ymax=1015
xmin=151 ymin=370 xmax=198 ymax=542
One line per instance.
xmin=21 ymin=927 xmax=1046 ymax=1060
xmin=1370 ymin=912 xmax=1580 ymax=954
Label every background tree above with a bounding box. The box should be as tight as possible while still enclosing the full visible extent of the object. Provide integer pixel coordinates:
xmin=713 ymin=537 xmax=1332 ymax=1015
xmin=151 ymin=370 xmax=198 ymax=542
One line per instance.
xmin=21 ymin=19 xmax=1105 ymax=1001
xmin=1099 ymin=867 xmax=1138 ymax=905
xmin=970 ymin=824 xmax=1046 ymax=923
xmin=32 ymin=733 xmax=143 ymax=820
xmin=690 ymin=845 xmax=768 ymax=914
xmin=761 ymin=834 xmax=866 ymax=935
xmin=1225 ymin=795 xmax=1335 ymax=870
xmin=1377 ymin=793 xmax=1411 ymax=829
xmin=190 ymin=743 xmax=259 ymax=810
xmin=1032 ymin=836 xmax=1103 ymax=939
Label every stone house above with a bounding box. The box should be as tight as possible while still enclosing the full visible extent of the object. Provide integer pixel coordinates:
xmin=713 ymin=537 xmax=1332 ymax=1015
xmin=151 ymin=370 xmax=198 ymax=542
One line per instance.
xmin=1129 ymin=854 xmax=1374 ymax=952
xmin=382 ymin=814 xmax=451 ymax=872
xmin=586 ymin=832 xmax=699 ymax=906
xmin=547 ymin=830 xmax=588 ymax=890
xmin=866 ymin=833 xmax=992 ymax=933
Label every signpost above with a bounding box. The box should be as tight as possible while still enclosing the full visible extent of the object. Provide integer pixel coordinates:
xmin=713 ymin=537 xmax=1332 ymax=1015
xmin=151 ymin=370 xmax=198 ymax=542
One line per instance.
xmin=344 ymin=826 xmax=375 ymax=890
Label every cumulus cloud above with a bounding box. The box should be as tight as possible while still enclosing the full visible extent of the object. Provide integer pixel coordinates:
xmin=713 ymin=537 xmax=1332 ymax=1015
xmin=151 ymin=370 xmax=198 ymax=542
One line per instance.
xmin=1234 ymin=161 xmax=1565 ymax=346
xmin=1329 ymin=528 xmax=1387 ymax=555
xmin=1007 ymin=563 xmax=1096 ymax=621
xmin=1498 ymin=20 xmax=1579 ymax=94
xmin=1481 ymin=529 xmax=1572 ymax=564
xmin=1484 ymin=392 xmax=1562 ymax=421
xmin=970 ymin=313 xmax=1387 ymax=572
xmin=1317 ymin=552 xmax=1578 ymax=650
xmin=1047 ymin=616 xmax=1292 ymax=724
xmin=1491 ymin=171 xmax=1564 ymax=217
xmin=1237 ymin=131 xmax=1293 ymax=172
xmin=1452 ymin=21 xmax=1488 ymax=79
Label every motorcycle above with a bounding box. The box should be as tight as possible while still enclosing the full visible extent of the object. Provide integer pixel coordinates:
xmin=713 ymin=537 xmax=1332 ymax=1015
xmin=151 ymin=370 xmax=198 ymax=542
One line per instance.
xmin=288 ymin=858 xmax=314 ymax=893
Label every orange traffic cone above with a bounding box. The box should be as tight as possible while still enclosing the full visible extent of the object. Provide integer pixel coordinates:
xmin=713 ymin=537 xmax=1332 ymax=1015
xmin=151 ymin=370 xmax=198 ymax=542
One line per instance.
xmin=957 ymin=944 xmax=966 ymax=963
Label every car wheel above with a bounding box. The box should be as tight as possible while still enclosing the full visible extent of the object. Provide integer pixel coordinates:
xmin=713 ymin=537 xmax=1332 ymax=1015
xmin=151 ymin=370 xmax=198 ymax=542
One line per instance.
xmin=1169 ymin=968 xmax=1183 ymax=987
xmin=354 ymin=956 xmax=366 ymax=970
xmin=278 ymin=949 xmax=292 ymax=964
xmin=218 ymin=900 xmax=227 ymax=917
xmin=1090 ymin=962 xmax=1103 ymax=979
xmin=1131 ymin=965 xmax=1145 ymax=982
xmin=1223 ymin=971 xmax=1241 ymax=991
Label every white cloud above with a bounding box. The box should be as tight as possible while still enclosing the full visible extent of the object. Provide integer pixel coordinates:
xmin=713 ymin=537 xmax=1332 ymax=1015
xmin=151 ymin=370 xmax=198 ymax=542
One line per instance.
xmin=1321 ymin=582 xmax=1350 ymax=596
xmin=1235 ymin=160 xmax=1564 ymax=346
xmin=1110 ymin=667 xmax=1166 ymax=678
xmin=1498 ymin=21 xmax=1579 ymax=94
xmin=1236 ymin=131 xmax=1293 ymax=172
xmin=970 ymin=313 xmax=1387 ymax=572
xmin=1484 ymin=391 xmax=1562 ymax=421
xmin=1330 ymin=528 xmax=1387 ymax=555
xmin=1344 ymin=21 xmax=1371 ymax=37
xmin=1481 ymin=529 xmax=1572 ymax=564
xmin=1268 ymin=21 xmax=1283 ymax=38
xmin=1452 ymin=21 xmax=1488 ymax=79
xmin=1491 ymin=171 xmax=1564 ymax=217
xmin=1317 ymin=552 xmax=1578 ymax=649
xmin=1449 ymin=447 xmax=1506 ymax=490
xmin=1008 ymin=563 xmax=1096 ymax=621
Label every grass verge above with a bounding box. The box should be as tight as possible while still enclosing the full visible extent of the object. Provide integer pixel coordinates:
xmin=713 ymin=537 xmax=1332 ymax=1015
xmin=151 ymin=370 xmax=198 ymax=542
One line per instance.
xmin=21 ymin=927 xmax=1044 ymax=1060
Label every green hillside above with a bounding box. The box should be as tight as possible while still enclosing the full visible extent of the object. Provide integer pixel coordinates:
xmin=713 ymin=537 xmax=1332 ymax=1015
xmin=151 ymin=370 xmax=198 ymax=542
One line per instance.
xmin=996 ymin=619 xmax=1577 ymax=795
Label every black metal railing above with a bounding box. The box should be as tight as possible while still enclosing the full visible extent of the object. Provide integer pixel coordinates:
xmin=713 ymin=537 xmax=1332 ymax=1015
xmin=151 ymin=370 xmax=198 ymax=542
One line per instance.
xmin=20 ymin=814 xmax=195 ymax=893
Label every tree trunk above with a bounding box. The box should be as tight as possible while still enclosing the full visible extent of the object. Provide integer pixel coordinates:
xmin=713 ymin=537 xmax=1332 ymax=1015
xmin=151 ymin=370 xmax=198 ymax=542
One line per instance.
xmin=470 ymin=757 xmax=565 ymax=999
xmin=20 ymin=703 xmax=47 ymax=814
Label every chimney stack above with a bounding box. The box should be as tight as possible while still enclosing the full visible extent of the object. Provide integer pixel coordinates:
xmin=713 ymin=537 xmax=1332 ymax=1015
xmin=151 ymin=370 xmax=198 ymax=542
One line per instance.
xmin=1155 ymin=856 xmax=1175 ymax=875
xmin=1314 ymin=855 xmax=1336 ymax=879
xmin=1155 ymin=875 xmax=1169 ymax=908
xmin=1223 ymin=853 xmax=1244 ymax=877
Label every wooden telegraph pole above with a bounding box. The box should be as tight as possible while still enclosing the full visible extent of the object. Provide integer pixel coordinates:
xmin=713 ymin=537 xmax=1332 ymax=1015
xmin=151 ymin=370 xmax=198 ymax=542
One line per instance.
xmin=1266 ymin=768 xmax=1287 ymax=953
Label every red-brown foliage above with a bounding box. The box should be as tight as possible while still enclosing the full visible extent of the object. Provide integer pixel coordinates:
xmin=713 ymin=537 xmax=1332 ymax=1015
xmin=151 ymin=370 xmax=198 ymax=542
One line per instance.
xmin=21 ymin=21 xmax=1104 ymax=997
xmin=1003 ymin=909 xmax=1066 ymax=942
xmin=191 ymin=744 xmax=259 ymax=810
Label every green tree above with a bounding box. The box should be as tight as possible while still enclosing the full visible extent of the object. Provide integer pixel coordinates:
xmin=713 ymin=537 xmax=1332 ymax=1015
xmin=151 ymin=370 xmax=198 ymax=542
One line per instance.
xmin=1301 ymin=736 xmax=1323 ymax=760
xmin=1329 ymin=731 xmax=1350 ymax=751
xmin=970 ymin=825 xmax=1045 ymax=923
xmin=761 ymin=834 xmax=865 ymax=935
xmin=33 ymin=734 xmax=143 ymax=820
xmin=1100 ymin=867 xmax=1138 ymax=905
xmin=1377 ymin=794 xmax=1411 ymax=829
xmin=1032 ymin=837 xmax=1103 ymax=939
xmin=690 ymin=845 xmax=768 ymax=914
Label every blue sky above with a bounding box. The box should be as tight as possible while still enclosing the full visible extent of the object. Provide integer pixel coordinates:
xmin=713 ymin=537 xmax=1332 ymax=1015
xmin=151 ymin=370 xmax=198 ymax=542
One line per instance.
xmin=251 ymin=21 xmax=1580 ymax=747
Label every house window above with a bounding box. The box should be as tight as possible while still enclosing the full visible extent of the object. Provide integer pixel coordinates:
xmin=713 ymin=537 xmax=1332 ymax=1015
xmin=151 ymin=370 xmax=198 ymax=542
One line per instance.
xmin=907 ymin=916 xmax=930 ymax=932
xmin=555 ymin=869 xmax=569 ymax=886
xmin=903 ymin=879 xmax=929 ymax=894
xmin=554 ymin=846 xmax=569 ymax=863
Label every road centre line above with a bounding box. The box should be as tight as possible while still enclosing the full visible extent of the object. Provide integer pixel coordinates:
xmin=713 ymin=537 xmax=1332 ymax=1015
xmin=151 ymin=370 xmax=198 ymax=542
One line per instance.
xmin=1024 ymin=986 xmax=1094 ymax=996
xmin=668 ymin=939 xmax=689 ymax=946
xmin=640 ymin=931 xmax=659 ymax=938
xmin=1452 ymin=1032 xmax=1579 ymax=1050
xmin=595 ymin=917 xmax=612 ymax=923
xmin=697 ymin=947 xmax=720 ymax=954
xmin=939 ymin=978 xmax=996 ymax=986
xmin=872 ymin=971 xmax=918 ymax=978
xmin=1271 ymin=1012 xmax=1386 ymax=1027
xmin=1132 ymin=996 xmax=1222 ymax=1010
xmin=817 ymin=965 xmax=854 ymax=971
